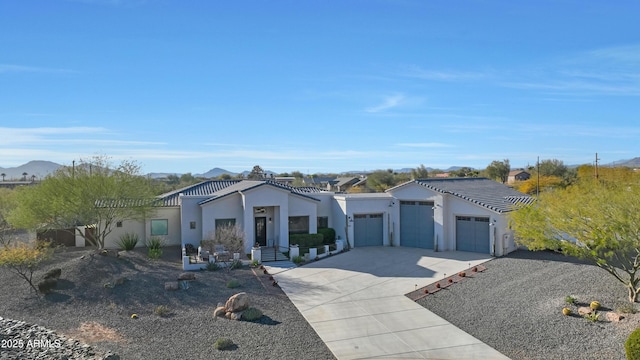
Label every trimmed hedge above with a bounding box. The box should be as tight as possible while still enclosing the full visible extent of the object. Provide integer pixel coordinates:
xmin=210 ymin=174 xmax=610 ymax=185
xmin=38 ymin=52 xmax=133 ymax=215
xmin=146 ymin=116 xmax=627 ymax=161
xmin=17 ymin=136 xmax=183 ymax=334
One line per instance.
xmin=289 ymin=233 xmax=323 ymax=248
xmin=317 ymin=228 xmax=336 ymax=245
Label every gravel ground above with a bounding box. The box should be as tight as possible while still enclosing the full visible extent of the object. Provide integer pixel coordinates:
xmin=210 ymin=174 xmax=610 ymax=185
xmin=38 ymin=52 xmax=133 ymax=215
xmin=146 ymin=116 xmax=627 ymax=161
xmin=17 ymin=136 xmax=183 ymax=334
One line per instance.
xmin=417 ymin=250 xmax=640 ymax=360
xmin=0 ymin=246 xmax=335 ymax=360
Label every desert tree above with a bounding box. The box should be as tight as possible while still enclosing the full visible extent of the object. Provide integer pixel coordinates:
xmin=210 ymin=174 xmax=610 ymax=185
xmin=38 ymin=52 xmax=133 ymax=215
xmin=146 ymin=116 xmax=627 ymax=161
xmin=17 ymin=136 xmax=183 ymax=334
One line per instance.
xmin=509 ymin=173 xmax=640 ymax=302
xmin=248 ymin=165 xmax=265 ymax=180
xmin=0 ymin=241 xmax=53 ymax=294
xmin=485 ymin=159 xmax=510 ymax=183
xmin=411 ymin=164 xmax=430 ymax=180
xmin=8 ymin=156 xmax=157 ymax=250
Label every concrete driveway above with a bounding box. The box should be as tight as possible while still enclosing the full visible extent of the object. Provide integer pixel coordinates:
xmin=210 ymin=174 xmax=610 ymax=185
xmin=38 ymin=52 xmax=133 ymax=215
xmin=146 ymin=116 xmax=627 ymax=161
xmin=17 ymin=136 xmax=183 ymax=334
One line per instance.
xmin=266 ymin=247 xmax=510 ymax=360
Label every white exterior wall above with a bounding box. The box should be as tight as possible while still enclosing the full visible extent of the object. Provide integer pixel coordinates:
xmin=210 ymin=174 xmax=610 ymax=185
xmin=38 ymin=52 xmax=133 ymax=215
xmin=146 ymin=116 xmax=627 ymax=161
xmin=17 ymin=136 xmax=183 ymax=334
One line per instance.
xmin=104 ymin=207 xmax=180 ymax=249
xmin=147 ymin=207 xmax=182 ymax=247
xmin=180 ymin=196 xmax=207 ymax=248
xmin=200 ymin=194 xmax=244 ymax=244
xmin=241 ymin=187 xmax=290 ymax=254
xmin=314 ymin=193 xmax=335 ymax=228
xmin=104 ymin=217 xmax=147 ymax=249
xmin=333 ymin=194 xmax=394 ymax=248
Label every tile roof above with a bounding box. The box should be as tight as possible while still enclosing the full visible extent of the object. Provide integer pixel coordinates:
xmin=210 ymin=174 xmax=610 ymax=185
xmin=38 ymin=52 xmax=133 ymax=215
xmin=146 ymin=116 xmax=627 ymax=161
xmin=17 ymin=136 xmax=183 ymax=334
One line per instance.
xmin=158 ymin=180 xmax=242 ymax=206
xmin=170 ymin=180 xmax=324 ymax=206
xmin=407 ymin=178 xmax=532 ymax=213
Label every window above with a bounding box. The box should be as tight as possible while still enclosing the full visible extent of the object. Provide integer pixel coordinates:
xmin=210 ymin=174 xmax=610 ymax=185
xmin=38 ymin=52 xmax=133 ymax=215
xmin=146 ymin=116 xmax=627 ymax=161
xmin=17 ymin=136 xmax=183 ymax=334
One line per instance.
xmin=189 ymin=221 xmax=196 ymax=229
xmin=317 ymin=216 xmax=329 ymax=229
xmin=215 ymin=218 xmax=236 ymax=229
xmin=150 ymin=219 xmax=168 ymax=236
xmin=289 ymin=216 xmax=309 ymax=234
xmin=116 ymin=221 xmax=123 ymax=228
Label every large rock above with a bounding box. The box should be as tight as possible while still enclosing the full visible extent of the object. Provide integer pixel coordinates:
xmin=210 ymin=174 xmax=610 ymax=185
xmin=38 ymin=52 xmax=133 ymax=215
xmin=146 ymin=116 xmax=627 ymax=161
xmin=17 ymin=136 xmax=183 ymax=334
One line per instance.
xmin=606 ymin=312 xmax=624 ymax=322
xmin=225 ymin=292 xmax=249 ymax=313
xmin=38 ymin=278 xmax=57 ymax=294
xmin=178 ymin=272 xmax=196 ymax=281
xmin=213 ymin=306 xmax=226 ymax=318
xmin=164 ymin=282 xmax=179 ymax=291
xmin=578 ymin=307 xmax=592 ymax=316
xmin=43 ymin=268 xmax=62 ymax=280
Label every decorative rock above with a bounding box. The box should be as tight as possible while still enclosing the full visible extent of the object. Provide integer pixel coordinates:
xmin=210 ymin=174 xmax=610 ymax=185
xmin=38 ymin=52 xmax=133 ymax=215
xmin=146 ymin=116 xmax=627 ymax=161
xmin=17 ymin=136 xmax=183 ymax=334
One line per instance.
xmin=229 ymin=311 xmax=243 ymax=320
xmin=114 ymin=276 xmax=128 ymax=286
xmin=178 ymin=272 xmax=196 ymax=281
xmin=606 ymin=312 xmax=624 ymax=322
xmin=38 ymin=278 xmax=58 ymax=294
xmin=213 ymin=306 xmax=226 ymax=317
xmin=225 ymin=292 xmax=250 ymax=313
xmin=578 ymin=307 xmax=592 ymax=316
xmin=44 ymin=268 xmax=62 ymax=280
xmin=0 ymin=316 xmax=118 ymax=359
xmin=164 ymin=281 xmax=179 ymax=291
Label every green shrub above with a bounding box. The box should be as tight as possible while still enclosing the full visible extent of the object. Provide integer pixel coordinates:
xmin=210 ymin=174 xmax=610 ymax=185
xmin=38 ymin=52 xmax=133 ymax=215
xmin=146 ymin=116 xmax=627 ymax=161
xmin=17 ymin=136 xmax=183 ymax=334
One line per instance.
xmin=289 ymin=233 xmax=324 ymax=248
xmin=226 ymin=279 xmax=240 ymax=288
xmin=251 ymin=260 xmax=260 ymax=267
xmin=206 ymin=262 xmax=220 ymax=271
xmin=154 ymin=305 xmax=171 ymax=317
xmin=564 ymin=295 xmax=576 ymax=304
xmin=117 ymin=233 xmax=139 ymax=251
xmin=317 ymin=228 xmax=336 ymax=245
xmin=229 ymin=259 xmax=243 ymax=270
xmin=148 ymin=248 xmax=162 ymax=260
xmin=292 ymin=255 xmax=304 ymax=265
xmin=626 ymin=328 xmax=640 ymax=360
xmin=583 ymin=311 xmax=600 ymax=322
xmin=146 ymin=236 xmax=164 ymax=250
xmin=213 ymin=337 xmax=234 ymax=351
xmin=241 ymin=307 xmax=263 ymax=321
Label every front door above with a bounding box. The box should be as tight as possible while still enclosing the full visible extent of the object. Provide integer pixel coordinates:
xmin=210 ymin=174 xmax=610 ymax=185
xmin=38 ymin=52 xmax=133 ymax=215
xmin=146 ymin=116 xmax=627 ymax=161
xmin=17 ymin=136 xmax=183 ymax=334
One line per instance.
xmin=255 ymin=217 xmax=267 ymax=246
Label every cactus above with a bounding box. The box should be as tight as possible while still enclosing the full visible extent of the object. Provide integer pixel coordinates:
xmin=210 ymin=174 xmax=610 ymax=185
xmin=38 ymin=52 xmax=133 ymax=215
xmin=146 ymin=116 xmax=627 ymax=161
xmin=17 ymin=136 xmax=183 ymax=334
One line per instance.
xmin=590 ymin=301 xmax=601 ymax=310
xmin=562 ymin=307 xmax=572 ymax=316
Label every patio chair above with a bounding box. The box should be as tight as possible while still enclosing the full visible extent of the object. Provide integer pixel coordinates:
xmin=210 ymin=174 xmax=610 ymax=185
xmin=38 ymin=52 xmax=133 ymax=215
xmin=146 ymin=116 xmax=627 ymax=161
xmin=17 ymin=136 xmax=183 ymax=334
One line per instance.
xmin=214 ymin=245 xmax=230 ymax=262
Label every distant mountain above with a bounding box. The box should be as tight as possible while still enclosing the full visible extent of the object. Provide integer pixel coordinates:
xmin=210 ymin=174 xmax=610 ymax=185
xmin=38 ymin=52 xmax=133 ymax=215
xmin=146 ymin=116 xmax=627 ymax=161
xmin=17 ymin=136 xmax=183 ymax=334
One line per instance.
xmin=147 ymin=172 xmax=181 ymax=179
xmin=0 ymin=160 xmax=61 ymax=180
xmin=608 ymin=157 xmax=640 ymax=168
xmin=195 ymin=167 xmax=238 ymax=178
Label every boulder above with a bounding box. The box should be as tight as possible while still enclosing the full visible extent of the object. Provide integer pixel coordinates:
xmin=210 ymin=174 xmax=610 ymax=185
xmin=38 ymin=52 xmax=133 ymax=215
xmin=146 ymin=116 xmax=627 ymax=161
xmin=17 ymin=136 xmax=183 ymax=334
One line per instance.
xmin=44 ymin=268 xmax=62 ymax=280
xmin=114 ymin=277 xmax=128 ymax=286
xmin=578 ymin=307 xmax=592 ymax=316
xmin=38 ymin=278 xmax=57 ymax=294
xmin=213 ymin=306 xmax=226 ymax=318
xmin=606 ymin=312 xmax=624 ymax=322
xmin=225 ymin=292 xmax=250 ymax=313
xmin=164 ymin=282 xmax=179 ymax=291
xmin=228 ymin=311 xmax=243 ymax=321
xmin=178 ymin=272 xmax=196 ymax=281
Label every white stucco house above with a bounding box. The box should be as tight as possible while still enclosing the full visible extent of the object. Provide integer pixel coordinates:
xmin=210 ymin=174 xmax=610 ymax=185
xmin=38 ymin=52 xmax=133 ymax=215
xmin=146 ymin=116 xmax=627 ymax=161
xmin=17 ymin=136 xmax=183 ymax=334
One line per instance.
xmin=104 ymin=177 xmax=532 ymax=257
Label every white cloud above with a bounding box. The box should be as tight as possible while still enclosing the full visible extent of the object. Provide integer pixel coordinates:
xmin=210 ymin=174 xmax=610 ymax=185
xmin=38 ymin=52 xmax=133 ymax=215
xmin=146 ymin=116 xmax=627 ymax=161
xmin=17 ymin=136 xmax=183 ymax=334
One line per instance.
xmin=365 ymin=94 xmax=405 ymax=113
xmin=400 ymin=65 xmax=488 ymax=81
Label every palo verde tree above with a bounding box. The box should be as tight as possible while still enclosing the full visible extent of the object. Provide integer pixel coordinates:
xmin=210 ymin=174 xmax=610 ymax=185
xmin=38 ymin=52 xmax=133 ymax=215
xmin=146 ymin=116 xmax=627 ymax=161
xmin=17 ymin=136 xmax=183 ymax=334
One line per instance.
xmin=509 ymin=171 xmax=640 ymax=302
xmin=8 ymin=156 xmax=157 ymax=250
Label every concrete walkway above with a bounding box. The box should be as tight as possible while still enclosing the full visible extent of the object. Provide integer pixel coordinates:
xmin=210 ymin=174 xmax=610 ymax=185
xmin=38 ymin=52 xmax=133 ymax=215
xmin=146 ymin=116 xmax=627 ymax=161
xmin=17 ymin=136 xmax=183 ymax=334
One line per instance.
xmin=266 ymin=247 xmax=510 ymax=360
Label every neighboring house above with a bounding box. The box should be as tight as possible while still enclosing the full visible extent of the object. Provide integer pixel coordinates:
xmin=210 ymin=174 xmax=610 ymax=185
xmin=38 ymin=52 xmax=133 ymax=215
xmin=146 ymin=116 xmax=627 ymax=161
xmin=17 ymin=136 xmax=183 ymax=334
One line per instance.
xmin=507 ymin=170 xmax=531 ymax=184
xmin=104 ymin=178 xmax=531 ymax=257
xmin=332 ymin=176 xmax=365 ymax=192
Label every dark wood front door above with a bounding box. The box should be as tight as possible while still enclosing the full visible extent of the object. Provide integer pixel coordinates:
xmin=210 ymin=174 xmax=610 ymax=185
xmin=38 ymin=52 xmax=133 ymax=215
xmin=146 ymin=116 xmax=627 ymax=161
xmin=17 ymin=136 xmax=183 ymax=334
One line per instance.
xmin=255 ymin=217 xmax=267 ymax=246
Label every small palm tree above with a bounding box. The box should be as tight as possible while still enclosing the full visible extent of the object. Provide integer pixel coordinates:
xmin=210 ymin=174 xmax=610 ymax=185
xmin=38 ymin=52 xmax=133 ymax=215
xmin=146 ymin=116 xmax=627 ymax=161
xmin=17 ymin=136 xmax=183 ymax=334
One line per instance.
xmin=0 ymin=173 xmax=5 ymax=181
xmin=21 ymin=172 xmax=28 ymax=181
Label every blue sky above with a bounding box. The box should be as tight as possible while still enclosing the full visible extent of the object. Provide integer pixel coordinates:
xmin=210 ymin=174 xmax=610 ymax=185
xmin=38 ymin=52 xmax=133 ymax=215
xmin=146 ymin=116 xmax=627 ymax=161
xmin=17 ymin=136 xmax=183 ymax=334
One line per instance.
xmin=1 ymin=1 xmax=639 ymax=174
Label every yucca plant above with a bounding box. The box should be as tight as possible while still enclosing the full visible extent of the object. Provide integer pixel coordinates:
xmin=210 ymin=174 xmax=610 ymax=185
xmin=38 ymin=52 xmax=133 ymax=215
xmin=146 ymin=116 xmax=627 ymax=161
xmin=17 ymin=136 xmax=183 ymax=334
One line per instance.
xmin=117 ymin=233 xmax=139 ymax=251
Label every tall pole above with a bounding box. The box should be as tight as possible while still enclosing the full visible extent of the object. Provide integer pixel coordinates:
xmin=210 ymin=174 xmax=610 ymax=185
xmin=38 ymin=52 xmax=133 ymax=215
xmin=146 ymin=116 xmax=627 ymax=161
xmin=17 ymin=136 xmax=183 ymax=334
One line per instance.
xmin=536 ymin=156 xmax=540 ymax=197
xmin=595 ymin=152 xmax=600 ymax=179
